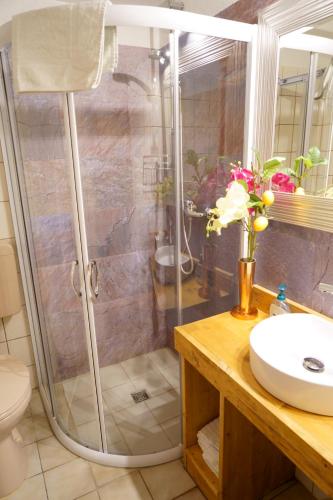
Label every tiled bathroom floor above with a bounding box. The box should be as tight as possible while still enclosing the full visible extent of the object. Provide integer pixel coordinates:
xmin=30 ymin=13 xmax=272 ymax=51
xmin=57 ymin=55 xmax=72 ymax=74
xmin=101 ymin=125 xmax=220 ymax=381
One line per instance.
xmin=4 ymin=347 xmax=318 ymax=500
xmin=4 ymin=388 xmax=318 ymax=500
xmin=2 ymin=387 xmax=200 ymax=500
xmin=54 ymin=347 xmax=181 ymax=455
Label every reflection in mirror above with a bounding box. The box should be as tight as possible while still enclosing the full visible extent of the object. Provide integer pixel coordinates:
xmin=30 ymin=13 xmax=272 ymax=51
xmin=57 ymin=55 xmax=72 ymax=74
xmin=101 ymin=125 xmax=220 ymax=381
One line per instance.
xmin=274 ymin=19 xmax=333 ymax=197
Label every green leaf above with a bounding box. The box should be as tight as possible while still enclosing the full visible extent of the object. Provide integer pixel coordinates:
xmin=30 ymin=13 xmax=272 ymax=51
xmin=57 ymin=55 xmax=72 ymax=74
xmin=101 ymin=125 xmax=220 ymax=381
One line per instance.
xmin=247 ymin=200 xmax=263 ymax=208
xmin=308 ymin=146 xmax=321 ymax=164
xmin=236 ymin=179 xmax=249 ymax=192
xmin=303 ymin=157 xmax=313 ymax=169
xmin=263 ymin=156 xmax=286 ymax=179
xmin=263 ymin=157 xmax=286 ymax=169
xmin=249 ymin=193 xmax=261 ymax=202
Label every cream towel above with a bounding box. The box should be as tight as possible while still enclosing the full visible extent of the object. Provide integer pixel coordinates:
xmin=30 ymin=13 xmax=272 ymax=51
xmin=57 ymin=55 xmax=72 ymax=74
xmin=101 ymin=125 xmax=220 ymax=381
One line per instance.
xmin=197 ymin=417 xmax=220 ymax=476
xmin=12 ymin=1 xmax=117 ymax=93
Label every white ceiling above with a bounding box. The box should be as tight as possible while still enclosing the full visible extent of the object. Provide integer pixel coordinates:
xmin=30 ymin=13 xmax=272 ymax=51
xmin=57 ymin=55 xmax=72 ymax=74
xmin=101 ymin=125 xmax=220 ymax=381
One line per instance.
xmin=0 ymin=0 xmax=238 ymax=29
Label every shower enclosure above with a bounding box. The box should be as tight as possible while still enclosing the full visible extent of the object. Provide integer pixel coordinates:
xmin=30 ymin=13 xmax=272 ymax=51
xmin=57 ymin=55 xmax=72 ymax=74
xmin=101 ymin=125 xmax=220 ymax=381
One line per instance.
xmin=0 ymin=5 xmax=255 ymax=467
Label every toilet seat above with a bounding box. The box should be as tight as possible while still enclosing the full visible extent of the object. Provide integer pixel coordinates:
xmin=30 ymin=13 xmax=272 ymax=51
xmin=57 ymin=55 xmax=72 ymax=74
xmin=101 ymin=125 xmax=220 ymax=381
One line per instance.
xmin=0 ymin=355 xmax=31 ymax=422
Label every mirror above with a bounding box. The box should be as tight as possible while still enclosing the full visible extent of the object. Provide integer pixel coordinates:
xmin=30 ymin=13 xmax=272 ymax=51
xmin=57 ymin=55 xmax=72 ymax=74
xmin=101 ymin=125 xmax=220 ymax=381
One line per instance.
xmin=273 ymin=18 xmax=333 ymax=197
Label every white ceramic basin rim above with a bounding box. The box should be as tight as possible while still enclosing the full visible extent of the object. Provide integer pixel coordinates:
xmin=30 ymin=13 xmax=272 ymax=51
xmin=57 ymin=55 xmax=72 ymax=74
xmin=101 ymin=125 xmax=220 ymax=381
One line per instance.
xmin=250 ymin=313 xmax=333 ymax=415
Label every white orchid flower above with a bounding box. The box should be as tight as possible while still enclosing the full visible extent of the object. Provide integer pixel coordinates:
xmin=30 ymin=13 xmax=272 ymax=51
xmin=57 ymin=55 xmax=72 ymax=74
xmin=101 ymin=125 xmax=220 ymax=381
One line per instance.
xmin=215 ymin=181 xmax=250 ymax=226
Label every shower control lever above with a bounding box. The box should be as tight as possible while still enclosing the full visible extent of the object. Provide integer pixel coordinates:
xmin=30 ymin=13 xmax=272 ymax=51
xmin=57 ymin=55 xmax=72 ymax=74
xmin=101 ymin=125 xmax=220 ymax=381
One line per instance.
xmin=70 ymin=260 xmax=82 ymax=298
xmin=88 ymin=260 xmax=99 ymax=300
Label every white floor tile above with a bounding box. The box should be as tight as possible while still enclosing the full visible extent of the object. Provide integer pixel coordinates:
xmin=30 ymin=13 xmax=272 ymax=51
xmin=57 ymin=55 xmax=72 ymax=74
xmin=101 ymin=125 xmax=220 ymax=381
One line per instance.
xmin=102 ymin=381 xmax=137 ymax=413
xmin=107 ymin=439 xmax=131 ymax=455
xmin=157 ymin=365 xmax=180 ymax=390
xmin=76 ymin=492 xmax=99 ymax=500
xmin=63 ymin=373 xmax=95 ymax=402
xmin=33 ymin=414 xmax=52 ymax=441
xmin=119 ymin=422 xmax=172 ymax=455
xmin=146 ymin=390 xmax=180 ymax=424
xmin=25 ymin=443 xmax=42 ymax=478
xmin=121 ymin=353 xmax=156 ymax=379
xmin=30 ymin=390 xmax=44 ymax=416
xmin=112 ymin=402 xmax=158 ymax=430
xmin=148 ymin=347 xmax=179 ymax=369
xmin=176 ymin=488 xmax=206 ymax=500
xmin=1 ymin=474 xmax=47 ymax=500
xmin=76 ymin=420 xmax=102 ymax=449
xmin=38 ymin=436 xmax=76 ymax=471
xmin=140 ymin=459 xmax=195 ymax=500
xmin=100 ymin=363 xmax=129 ymax=391
xmin=160 ymin=416 xmax=181 ymax=447
xmin=89 ymin=461 xmax=133 ymax=487
xmin=104 ymin=414 xmax=123 ymax=446
xmin=69 ymin=396 xmax=97 ymax=426
xmin=131 ymin=369 xmax=172 ymax=398
xmin=44 ymin=458 xmax=95 ymax=500
xmin=98 ymin=471 xmax=151 ymax=500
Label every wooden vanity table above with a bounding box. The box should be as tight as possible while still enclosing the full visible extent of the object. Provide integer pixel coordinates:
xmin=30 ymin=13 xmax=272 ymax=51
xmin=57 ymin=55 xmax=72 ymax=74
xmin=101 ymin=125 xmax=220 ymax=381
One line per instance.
xmin=175 ymin=285 xmax=333 ymax=499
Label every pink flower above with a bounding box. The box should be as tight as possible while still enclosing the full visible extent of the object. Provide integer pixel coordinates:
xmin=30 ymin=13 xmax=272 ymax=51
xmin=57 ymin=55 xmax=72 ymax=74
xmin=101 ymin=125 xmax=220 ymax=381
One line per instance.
xmin=271 ymin=172 xmax=296 ymax=193
xmin=271 ymin=172 xmax=290 ymax=185
xmin=278 ymin=182 xmax=295 ymax=193
xmin=230 ymin=167 xmax=254 ymax=192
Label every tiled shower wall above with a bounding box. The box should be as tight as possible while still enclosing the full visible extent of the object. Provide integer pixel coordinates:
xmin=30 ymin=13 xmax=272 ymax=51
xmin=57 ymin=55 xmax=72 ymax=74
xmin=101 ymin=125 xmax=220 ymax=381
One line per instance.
xmin=74 ymin=45 xmax=171 ymax=371
xmin=0 ymin=148 xmax=37 ymax=387
xmin=10 ymin=45 xmax=174 ymax=381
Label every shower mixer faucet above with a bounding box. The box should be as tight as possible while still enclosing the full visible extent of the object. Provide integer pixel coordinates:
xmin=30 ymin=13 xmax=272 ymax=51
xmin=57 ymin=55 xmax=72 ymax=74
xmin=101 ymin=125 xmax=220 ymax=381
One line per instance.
xmin=184 ymin=200 xmax=207 ymax=218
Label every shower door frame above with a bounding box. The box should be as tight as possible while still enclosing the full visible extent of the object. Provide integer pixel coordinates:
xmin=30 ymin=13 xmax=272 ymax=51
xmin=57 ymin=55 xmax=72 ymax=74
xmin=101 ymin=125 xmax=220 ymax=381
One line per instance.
xmin=0 ymin=5 xmax=257 ymax=467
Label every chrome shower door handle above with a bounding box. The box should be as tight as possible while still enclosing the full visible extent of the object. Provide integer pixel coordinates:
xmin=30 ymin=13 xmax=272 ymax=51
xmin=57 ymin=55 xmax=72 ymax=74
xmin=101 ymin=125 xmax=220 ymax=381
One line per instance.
xmin=70 ymin=260 xmax=82 ymax=298
xmin=88 ymin=260 xmax=99 ymax=300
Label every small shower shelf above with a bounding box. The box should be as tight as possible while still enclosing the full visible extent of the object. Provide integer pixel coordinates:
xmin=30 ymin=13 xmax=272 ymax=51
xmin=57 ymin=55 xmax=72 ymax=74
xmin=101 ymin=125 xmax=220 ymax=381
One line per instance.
xmin=150 ymin=258 xmax=229 ymax=311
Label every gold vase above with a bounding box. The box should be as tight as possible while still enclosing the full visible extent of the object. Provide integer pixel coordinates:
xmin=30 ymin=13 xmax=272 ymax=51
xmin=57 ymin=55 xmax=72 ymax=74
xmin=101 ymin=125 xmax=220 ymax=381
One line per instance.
xmin=231 ymin=258 xmax=258 ymax=320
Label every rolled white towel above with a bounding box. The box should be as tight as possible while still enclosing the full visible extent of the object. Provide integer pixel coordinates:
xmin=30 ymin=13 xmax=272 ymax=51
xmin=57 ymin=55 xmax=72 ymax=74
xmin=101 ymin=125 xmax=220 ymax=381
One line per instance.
xmin=197 ymin=417 xmax=219 ymax=450
xmin=197 ymin=417 xmax=220 ymax=475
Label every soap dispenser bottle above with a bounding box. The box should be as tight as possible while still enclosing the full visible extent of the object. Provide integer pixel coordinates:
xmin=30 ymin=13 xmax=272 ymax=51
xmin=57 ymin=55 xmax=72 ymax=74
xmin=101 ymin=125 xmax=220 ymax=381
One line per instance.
xmin=270 ymin=283 xmax=291 ymax=316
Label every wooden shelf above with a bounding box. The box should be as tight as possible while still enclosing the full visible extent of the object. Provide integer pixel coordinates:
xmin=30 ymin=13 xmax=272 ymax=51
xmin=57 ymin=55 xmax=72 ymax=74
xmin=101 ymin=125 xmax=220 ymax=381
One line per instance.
xmin=185 ymin=445 xmax=219 ymax=500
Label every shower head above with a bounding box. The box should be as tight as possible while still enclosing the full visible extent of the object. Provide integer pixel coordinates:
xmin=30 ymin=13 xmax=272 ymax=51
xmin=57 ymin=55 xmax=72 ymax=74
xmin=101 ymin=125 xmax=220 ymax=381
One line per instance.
xmin=149 ymin=49 xmax=162 ymax=61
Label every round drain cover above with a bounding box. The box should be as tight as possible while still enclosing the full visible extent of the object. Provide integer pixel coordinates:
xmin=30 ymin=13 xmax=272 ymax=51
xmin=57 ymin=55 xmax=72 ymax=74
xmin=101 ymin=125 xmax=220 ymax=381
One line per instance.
xmin=303 ymin=357 xmax=325 ymax=373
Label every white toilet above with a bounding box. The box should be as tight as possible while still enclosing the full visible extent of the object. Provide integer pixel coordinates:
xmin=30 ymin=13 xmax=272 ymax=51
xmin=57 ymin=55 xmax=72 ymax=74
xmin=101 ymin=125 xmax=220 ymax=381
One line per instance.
xmin=0 ymin=354 xmax=32 ymax=497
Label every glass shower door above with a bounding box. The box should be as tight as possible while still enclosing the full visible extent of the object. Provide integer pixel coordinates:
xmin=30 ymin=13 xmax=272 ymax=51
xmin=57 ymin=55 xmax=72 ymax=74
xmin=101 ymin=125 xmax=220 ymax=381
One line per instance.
xmin=2 ymin=50 xmax=102 ymax=451
xmin=177 ymin=34 xmax=245 ymax=325
xmin=75 ymin=27 xmax=180 ymax=456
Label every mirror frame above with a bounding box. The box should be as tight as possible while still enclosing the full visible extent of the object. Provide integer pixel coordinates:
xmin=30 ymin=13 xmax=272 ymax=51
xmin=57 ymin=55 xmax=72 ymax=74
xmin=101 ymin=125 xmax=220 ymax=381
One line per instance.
xmin=254 ymin=0 xmax=333 ymax=232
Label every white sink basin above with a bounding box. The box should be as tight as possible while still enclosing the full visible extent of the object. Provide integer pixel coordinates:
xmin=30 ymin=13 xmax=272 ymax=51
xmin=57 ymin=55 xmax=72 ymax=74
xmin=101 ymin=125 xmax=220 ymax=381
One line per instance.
xmin=250 ymin=313 xmax=333 ymax=415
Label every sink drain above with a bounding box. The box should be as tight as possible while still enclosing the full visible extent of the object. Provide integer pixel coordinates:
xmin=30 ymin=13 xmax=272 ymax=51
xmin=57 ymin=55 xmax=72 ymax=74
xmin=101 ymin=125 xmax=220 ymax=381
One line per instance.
xmin=303 ymin=357 xmax=325 ymax=373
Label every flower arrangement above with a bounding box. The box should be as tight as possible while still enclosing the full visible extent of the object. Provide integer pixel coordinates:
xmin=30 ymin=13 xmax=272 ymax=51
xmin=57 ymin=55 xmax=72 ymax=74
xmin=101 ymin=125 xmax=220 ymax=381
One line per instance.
xmin=271 ymin=147 xmax=327 ymax=194
xmin=206 ymin=156 xmax=285 ymax=261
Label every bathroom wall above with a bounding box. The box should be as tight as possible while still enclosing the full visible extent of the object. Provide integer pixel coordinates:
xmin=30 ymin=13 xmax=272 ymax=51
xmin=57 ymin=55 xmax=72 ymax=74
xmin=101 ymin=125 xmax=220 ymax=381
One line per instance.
xmin=0 ymin=147 xmax=38 ymax=387
xmin=217 ymin=0 xmax=333 ymax=318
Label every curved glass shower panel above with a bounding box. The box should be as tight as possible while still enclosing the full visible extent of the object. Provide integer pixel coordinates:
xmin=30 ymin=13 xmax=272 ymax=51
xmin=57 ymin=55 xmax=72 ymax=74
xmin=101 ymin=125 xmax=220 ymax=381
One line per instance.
xmin=3 ymin=50 xmax=101 ymax=450
xmin=74 ymin=27 xmax=180 ymax=455
xmin=178 ymin=34 xmax=246 ymax=325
